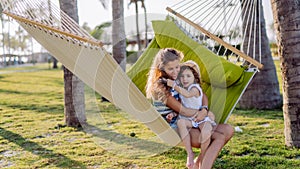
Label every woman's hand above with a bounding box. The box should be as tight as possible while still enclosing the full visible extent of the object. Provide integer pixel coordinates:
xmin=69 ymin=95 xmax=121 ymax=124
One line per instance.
xmin=193 ymin=109 xmax=207 ymax=122
xmin=207 ymin=111 xmax=215 ymax=121
xmin=166 ymin=112 xmax=176 ymax=123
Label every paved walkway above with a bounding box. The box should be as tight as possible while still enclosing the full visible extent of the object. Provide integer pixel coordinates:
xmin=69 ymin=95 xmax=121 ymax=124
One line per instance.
xmin=0 ymin=64 xmax=42 ymax=74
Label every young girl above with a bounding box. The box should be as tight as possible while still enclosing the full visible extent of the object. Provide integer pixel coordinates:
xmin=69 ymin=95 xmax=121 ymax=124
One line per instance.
xmin=165 ymin=60 xmax=216 ymax=169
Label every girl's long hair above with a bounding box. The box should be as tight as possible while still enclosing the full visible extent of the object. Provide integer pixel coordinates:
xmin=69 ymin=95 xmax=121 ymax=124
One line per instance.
xmin=146 ymin=48 xmax=183 ymax=103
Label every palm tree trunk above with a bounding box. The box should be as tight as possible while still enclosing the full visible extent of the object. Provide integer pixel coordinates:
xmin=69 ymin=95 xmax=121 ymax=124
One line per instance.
xmin=239 ymin=0 xmax=282 ymax=109
xmin=112 ymin=0 xmax=126 ymax=70
xmin=59 ymin=0 xmax=86 ymax=127
xmin=271 ymin=0 xmax=300 ymax=147
xmin=141 ymin=0 xmax=148 ymax=48
xmin=0 ymin=5 xmax=6 ymax=66
xmin=8 ymin=20 xmax=11 ymax=65
xmin=134 ymin=1 xmax=141 ymax=51
xmin=48 ymin=0 xmax=58 ymax=69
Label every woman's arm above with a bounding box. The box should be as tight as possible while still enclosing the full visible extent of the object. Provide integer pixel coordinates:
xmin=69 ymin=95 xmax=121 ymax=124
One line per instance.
xmin=165 ymin=95 xmax=207 ymax=120
xmin=202 ymin=92 xmax=209 ymax=107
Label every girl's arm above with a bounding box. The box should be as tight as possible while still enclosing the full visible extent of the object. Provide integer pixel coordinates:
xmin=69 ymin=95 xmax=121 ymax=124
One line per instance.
xmin=167 ymin=79 xmax=199 ymax=98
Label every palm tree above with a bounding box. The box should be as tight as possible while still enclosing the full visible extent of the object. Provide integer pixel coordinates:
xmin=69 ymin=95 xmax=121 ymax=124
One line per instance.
xmin=0 ymin=4 xmax=6 ymax=66
xmin=112 ymin=0 xmax=126 ymax=70
xmin=239 ymin=0 xmax=282 ymax=109
xmin=15 ymin=26 xmax=27 ymax=63
xmin=48 ymin=0 xmax=58 ymax=68
xmin=91 ymin=22 xmax=111 ymax=40
xmin=59 ymin=0 xmax=86 ymax=127
xmin=98 ymin=0 xmax=126 ymax=70
xmin=140 ymin=0 xmax=148 ymax=47
xmin=128 ymin=0 xmax=141 ymax=51
xmin=81 ymin=22 xmax=92 ymax=33
xmin=97 ymin=0 xmax=126 ymax=103
xmin=271 ymin=0 xmax=300 ymax=147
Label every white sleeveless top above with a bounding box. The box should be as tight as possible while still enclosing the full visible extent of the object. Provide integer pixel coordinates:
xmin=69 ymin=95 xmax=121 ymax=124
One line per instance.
xmin=179 ymin=84 xmax=203 ymax=110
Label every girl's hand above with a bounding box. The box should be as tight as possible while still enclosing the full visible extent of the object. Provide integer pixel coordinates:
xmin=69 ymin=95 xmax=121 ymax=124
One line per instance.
xmin=167 ymin=79 xmax=175 ymax=88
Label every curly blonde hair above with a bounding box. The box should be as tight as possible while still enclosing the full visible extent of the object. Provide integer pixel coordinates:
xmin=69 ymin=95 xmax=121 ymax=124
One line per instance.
xmin=146 ymin=48 xmax=183 ymax=103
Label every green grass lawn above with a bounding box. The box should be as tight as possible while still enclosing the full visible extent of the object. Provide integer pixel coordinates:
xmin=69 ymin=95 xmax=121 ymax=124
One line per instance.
xmin=0 ymin=63 xmax=299 ymax=169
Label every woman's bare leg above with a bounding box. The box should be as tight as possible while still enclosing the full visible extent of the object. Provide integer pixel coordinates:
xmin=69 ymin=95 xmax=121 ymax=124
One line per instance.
xmin=177 ymin=119 xmax=194 ymax=169
xmin=190 ymin=124 xmax=234 ymax=169
xmin=201 ymin=124 xmax=234 ymax=169
xmin=214 ymin=123 xmax=234 ymax=144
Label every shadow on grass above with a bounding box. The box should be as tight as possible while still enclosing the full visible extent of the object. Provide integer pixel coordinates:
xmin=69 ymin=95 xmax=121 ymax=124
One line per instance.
xmin=0 ymin=127 xmax=86 ymax=168
xmin=232 ymin=109 xmax=283 ymax=120
xmin=83 ymin=124 xmax=175 ymax=158
xmin=0 ymin=101 xmax=63 ymax=115
xmin=0 ymin=88 xmax=56 ymax=96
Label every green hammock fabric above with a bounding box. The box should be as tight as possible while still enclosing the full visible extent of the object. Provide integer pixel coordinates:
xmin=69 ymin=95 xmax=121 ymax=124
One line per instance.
xmin=127 ymin=20 xmax=256 ymax=123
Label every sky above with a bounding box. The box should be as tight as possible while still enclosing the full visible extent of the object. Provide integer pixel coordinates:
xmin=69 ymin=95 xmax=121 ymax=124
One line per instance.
xmin=77 ymin=0 xmax=184 ymax=28
xmin=76 ymin=0 xmax=275 ymax=42
xmin=0 ymin=0 xmax=275 ymax=55
xmin=76 ymin=0 xmax=274 ymax=29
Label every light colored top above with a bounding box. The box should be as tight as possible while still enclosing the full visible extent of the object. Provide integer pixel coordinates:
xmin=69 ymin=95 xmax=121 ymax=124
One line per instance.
xmin=179 ymin=84 xmax=203 ymax=110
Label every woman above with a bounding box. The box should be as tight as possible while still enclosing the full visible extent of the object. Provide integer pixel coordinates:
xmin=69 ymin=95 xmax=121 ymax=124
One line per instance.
xmin=146 ymin=48 xmax=234 ymax=169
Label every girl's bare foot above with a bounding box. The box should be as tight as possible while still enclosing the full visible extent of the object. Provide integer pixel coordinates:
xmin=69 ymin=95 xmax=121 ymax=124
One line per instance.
xmin=193 ymin=157 xmax=200 ymax=169
xmin=186 ymin=153 xmax=195 ymax=169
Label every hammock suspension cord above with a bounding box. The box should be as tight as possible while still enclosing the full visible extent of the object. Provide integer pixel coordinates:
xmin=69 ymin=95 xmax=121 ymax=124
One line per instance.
xmin=168 ymin=0 xmax=264 ymax=69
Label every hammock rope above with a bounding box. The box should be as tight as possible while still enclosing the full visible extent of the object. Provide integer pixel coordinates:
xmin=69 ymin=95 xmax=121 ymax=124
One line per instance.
xmin=167 ymin=0 xmax=264 ymax=69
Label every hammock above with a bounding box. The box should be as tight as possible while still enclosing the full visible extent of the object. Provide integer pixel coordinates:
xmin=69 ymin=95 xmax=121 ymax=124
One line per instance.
xmin=127 ymin=20 xmax=257 ymax=123
xmin=0 ymin=0 xmax=264 ymax=146
xmin=128 ymin=0 xmax=265 ymax=123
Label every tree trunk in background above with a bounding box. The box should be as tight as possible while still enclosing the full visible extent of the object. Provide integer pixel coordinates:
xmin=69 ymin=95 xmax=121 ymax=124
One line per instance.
xmin=0 ymin=4 xmax=6 ymax=67
xmin=59 ymin=0 xmax=86 ymax=127
xmin=239 ymin=0 xmax=282 ymax=109
xmin=52 ymin=56 xmax=58 ymax=69
xmin=112 ymin=0 xmax=126 ymax=71
xmin=48 ymin=0 xmax=58 ymax=69
xmin=134 ymin=0 xmax=141 ymax=51
xmin=271 ymin=0 xmax=300 ymax=147
xmin=141 ymin=0 xmax=148 ymax=48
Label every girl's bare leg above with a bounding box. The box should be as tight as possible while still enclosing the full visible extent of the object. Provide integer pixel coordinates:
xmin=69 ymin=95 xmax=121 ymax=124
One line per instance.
xmin=198 ymin=122 xmax=213 ymax=168
xmin=192 ymin=122 xmax=212 ymax=169
xmin=191 ymin=124 xmax=234 ymax=169
xmin=177 ymin=119 xmax=194 ymax=169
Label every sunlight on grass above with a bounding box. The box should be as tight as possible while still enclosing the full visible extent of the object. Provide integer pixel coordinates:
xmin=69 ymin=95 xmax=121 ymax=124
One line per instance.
xmin=274 ymin=60 xmax=283 ymax=93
